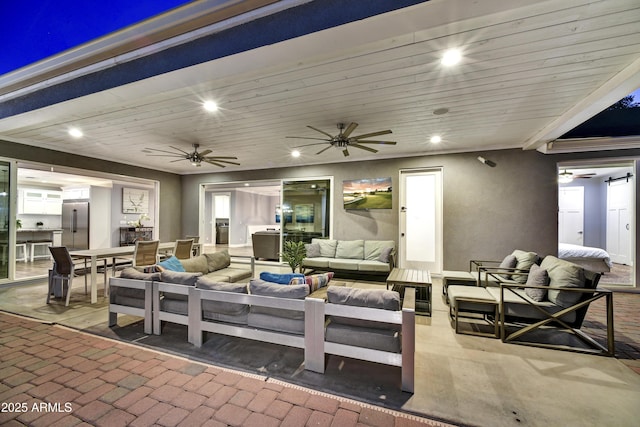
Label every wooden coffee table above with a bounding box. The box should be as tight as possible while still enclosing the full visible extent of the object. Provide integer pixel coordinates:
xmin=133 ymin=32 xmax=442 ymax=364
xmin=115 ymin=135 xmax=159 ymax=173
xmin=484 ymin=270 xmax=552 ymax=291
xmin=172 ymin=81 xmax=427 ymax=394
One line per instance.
xmin=386 ymin=268 xmax=432 ymax=315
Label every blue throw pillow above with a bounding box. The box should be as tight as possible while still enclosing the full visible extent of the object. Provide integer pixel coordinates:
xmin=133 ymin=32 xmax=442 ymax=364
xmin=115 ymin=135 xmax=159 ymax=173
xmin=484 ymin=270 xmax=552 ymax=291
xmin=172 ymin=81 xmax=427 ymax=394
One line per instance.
xmin=259 ymin=272 xmax=304 ymax=284
xmin=158 ymin=256 xmax=186 ymax=272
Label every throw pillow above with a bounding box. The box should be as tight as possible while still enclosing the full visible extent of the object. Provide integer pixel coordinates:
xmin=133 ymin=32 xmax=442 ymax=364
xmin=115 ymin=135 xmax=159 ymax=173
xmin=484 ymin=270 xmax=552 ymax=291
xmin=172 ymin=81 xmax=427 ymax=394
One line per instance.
xmin=305 ymin=243 xmax=321 ymax=258
xmin=524 ymin=264 xmax=550 ymax=302
xmin=158 ymin=256 xmax=186 ymax=272
xmin=498 ymin=254 xmax=517 ymax=279
xmin=289 ymin=272 xmax=334 ymax=292
xmin=511 ymin=250 xmax=539 ymax=284
xmin=259 ymin=272 xmax=305 ymax=285
xmin=377 ymin=247 xmax=393 ymax=263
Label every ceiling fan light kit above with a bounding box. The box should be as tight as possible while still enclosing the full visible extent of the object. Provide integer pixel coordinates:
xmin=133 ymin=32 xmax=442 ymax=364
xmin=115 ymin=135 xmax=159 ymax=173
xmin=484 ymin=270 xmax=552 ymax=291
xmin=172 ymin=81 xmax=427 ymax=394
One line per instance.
xmin=287 ymin=122 xmax=396 ymax=157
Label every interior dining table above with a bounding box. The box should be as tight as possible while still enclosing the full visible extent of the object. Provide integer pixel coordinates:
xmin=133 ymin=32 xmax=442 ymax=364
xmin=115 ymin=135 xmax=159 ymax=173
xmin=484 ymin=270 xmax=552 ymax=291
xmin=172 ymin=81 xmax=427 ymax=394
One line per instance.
xmin=69 ymin=242 xmax=201 ymax=303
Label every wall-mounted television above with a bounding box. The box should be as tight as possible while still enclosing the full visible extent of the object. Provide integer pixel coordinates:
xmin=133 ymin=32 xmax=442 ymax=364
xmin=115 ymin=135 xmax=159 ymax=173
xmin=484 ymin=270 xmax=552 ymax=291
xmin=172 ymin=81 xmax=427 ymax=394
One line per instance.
xmin=343 ymin=177 xmax=392 ymax=210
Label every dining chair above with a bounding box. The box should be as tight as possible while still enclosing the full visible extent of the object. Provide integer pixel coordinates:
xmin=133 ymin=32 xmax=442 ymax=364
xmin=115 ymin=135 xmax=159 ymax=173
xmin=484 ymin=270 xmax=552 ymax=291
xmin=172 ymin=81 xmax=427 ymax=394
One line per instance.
xmin=133 ymin=240 xmax=160 ymax=267
xmin=173 ymin=239 xmax=194 ymax=260
xmin=48 ymin=246 xmax=79 ymax=306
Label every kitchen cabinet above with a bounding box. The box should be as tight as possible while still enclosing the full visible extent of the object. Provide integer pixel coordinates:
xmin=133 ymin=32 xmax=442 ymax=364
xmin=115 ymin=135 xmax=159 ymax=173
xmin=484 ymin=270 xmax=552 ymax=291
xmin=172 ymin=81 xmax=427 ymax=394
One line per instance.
xmin=62 ymin=187 xmax=90 ymax=200
xmin=18 ymin=189 xmax=63 ymax=215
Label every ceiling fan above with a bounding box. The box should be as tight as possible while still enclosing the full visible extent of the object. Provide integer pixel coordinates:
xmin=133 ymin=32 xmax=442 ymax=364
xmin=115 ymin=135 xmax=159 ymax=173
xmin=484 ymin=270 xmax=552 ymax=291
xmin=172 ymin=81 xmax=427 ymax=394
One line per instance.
xmin=558 ymin=169 xmax=596 ymax=183
xmin=144 ymin=143 xmax=240 ymax=167
xmin=286 ymin=122 xmax=396 ymax=157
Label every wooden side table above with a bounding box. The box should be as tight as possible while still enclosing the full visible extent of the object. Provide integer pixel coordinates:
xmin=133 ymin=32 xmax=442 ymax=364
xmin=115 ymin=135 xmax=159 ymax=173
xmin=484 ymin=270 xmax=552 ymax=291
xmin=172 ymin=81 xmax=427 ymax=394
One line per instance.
xmin=386 ymin=268 xmax=432 ymax=315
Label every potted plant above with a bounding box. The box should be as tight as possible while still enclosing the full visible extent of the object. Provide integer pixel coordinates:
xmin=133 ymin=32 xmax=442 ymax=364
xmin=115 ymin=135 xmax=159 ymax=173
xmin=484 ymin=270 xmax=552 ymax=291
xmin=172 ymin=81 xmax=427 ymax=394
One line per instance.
xmin=16 ymin=219 xmax=22 ymax=229
xmin=280 ymin=240 xmax=307 ymax=273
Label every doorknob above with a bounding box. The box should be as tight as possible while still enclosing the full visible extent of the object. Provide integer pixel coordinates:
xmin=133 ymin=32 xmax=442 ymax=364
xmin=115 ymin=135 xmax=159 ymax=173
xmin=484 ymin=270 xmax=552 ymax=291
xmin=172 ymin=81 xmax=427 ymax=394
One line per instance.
xmin=401 ymin=206 xmax=407 ymax=212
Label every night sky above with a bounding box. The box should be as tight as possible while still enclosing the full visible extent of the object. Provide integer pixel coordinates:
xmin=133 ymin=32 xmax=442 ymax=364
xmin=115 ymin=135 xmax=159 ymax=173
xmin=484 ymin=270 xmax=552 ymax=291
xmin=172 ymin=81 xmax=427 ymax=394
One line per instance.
xmin=1 ymin=0 xmax=191 ymax=76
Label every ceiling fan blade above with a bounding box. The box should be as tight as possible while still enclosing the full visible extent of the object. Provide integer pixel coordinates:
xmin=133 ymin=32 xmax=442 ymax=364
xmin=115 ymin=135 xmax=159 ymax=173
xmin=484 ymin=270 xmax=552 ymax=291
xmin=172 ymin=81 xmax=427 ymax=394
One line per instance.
xmin=352 ymin=130 xmax=392 ymax=140
xmin=145 ymin=153 xmax=185 ymax=158
xmin=169 ymin=145 xmax=190 ymax=155
xmin=199 ymin=149 xmax=212 ymax=156
xmin=294 ymin=142 xmax=331 ymax=148
xmin=145 ymin=147 xmax=183 ymax=155
xmin=286 ymin=136 xmax=332 ymax=142
xmin=316 ymin=145 xmax=333 ymax=155
xmin=204 ymin=155 xmax=238 ymax=160
xmin=350 ymin=143 xmax=378 ymax=153
xmin=204 ymin=159 xmax=226 ymax=167
xmin=206 ymin=159 xmax=241 ymax=165
xmin=353 ymin=140 xmax=397 ymax=145
xmin=342 ymin=148 xmax=349 ymax=157
xmin=307 ymin=125 xmax=335 ymax=139
xmin=169 ymin=158 xmax=186 ymax=163
xmin=342 ymin=122 xmax=358 ymax=138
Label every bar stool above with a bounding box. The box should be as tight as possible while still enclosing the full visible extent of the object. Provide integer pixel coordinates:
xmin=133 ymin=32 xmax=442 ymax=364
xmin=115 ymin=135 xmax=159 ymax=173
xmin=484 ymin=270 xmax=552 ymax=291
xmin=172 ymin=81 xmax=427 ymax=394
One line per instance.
xmin=16 ymin=242 xmax=28 ymax=262
xmin=29 ymin=240 xmax=53 ymax=262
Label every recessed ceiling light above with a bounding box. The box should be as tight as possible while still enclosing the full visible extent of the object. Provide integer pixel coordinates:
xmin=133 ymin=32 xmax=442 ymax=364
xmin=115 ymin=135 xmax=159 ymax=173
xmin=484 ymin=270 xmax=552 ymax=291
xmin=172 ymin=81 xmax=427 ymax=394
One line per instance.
xmin=433 ymin=107 xmax=449 ymax=115
xmin=441 ymin=49 xmax=462 ymax=66
xmin=430 ymin=135 xmax=442 ymax=144
xmin=291 ymin=150 xmax=301 ymax=158
xmin=203 ymin=100 xmax=218 ymax=112
xmin=68 ymin=127 xmax=83 ymax=138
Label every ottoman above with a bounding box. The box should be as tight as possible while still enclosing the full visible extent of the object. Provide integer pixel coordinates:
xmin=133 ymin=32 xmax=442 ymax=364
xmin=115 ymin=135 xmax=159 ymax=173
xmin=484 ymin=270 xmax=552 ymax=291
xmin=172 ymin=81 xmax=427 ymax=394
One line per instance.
xmin=447 ymin=285 xmax=498 ymax=338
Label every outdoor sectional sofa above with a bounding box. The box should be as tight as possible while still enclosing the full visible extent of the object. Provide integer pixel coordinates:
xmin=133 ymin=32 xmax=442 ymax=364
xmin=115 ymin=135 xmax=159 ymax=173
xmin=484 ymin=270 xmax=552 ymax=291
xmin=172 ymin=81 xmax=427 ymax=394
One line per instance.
xmin=301 ymin=238 xmax=396 ymax=281
xmin=108 ymin=270 xmax=416 ymax=392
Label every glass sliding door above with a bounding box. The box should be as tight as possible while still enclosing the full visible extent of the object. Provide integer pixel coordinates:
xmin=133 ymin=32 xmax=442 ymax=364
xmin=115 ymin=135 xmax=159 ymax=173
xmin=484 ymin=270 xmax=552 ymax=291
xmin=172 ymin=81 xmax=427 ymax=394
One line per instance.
xmin=281 ymin=178 xmax=332 ymax=244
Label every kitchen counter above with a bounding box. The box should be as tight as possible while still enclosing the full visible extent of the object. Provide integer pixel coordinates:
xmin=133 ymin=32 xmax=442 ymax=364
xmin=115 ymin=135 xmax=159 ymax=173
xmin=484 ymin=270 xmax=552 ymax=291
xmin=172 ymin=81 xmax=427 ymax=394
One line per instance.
xmin=18 ymin=228 xmax=63 ymax=232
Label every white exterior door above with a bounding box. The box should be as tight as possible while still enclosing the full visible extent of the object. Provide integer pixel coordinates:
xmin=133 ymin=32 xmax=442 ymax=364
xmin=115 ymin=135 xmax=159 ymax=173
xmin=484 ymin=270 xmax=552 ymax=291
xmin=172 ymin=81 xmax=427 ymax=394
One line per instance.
xmin=558 ymin=187 xmax=584 ymax=245
xmin=399 ymin=169 xmax=442 ymax=274
xmin=607 ymin=179 xmax=633 ymax=265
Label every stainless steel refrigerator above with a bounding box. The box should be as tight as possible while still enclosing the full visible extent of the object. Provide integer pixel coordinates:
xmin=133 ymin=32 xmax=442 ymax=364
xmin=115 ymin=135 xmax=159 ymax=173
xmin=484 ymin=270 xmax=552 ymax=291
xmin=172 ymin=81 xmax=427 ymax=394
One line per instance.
xmin=62 ymin=200 xmax=89 ymax=250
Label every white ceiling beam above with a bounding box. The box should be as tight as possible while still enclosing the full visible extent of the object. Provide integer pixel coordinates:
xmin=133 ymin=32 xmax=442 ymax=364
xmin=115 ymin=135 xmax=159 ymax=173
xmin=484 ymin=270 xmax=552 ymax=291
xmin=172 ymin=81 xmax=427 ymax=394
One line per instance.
xmin=524 ymin=56 xmax=640 ymax=151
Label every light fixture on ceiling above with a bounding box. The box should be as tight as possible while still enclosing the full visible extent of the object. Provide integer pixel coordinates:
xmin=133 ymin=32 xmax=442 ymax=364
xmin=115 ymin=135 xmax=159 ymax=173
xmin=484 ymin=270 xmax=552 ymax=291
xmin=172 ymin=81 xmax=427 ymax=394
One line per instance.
xmin=68 ymin=127 xmax=83 ymax=138
xmin=291 ymin=150 xmax=301 ymax=158
xmin=433 ymin=107 xmax=449 ymax=115
xmin=430 ymin=135 xmax=442 ymax=144
xmin=441 ymin=49 xmax=462 ymax=66
xmin=558 ymin=170 xmax=574 ymax=183
xmin=203 ymin=100 xmax=218 ymax=112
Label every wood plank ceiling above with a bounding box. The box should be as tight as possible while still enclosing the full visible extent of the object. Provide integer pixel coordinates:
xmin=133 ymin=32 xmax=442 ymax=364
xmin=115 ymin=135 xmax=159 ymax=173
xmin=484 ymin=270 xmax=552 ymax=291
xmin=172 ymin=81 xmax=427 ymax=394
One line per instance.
xmin=1 ymin=0 xmax=639 ymax=174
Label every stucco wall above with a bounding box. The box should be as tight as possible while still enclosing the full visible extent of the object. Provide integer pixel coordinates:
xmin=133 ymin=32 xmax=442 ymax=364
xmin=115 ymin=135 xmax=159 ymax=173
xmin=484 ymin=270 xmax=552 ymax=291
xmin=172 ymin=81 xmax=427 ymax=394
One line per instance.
xmin=181 ymin=149 xmax=562 ymax=270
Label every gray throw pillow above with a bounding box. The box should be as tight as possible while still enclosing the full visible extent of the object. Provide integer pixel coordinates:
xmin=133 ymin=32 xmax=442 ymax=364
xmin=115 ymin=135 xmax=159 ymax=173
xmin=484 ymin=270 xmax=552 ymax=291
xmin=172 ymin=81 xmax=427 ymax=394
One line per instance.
xmin=524 ymin=264 xmax=549 ymax=302
xmin=305 ymin=243 xmax=321 ymax=258
xmin=377 ymin=247 xmax=393 ymax=263
xmin=498 ymin=254 xmax=517 ymax=279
